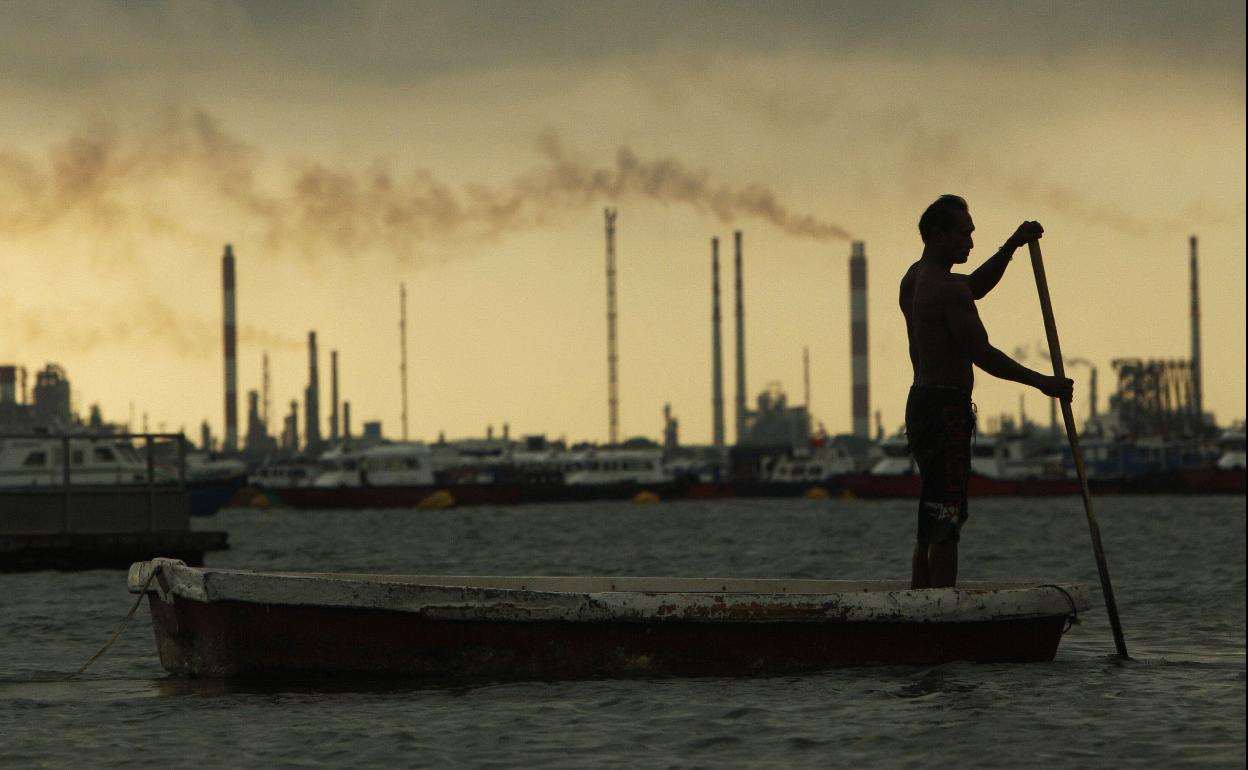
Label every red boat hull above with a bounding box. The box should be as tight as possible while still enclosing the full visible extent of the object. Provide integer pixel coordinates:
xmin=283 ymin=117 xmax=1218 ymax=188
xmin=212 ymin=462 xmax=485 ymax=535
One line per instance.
xmin=1175 ymin=468 xmax=1246 ymax=494
xmin=147 ymin=596 xmax=1067 ymax=679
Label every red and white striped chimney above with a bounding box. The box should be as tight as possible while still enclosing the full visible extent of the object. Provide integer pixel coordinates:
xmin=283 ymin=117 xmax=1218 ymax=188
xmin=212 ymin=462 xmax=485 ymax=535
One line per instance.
xmin=849 ymin=241 xmax=869 ymax=438
xmin=222 ymin=244 xmax=238 ymax=453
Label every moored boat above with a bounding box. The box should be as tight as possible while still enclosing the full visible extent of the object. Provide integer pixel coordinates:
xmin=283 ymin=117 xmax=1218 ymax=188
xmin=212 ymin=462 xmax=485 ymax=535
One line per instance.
xmin=128 ymin=558 xmax=1089 ymax=680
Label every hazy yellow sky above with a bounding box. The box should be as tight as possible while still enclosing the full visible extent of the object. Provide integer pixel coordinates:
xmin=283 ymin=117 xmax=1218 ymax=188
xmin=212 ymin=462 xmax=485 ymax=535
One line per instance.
xmin=1 ymin=1 xmax=1244 ymax=444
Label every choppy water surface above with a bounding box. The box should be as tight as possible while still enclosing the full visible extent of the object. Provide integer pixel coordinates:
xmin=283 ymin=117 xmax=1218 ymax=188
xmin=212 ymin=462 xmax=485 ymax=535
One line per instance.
xmin=2 ymin=496 xmax=1244 ymax=768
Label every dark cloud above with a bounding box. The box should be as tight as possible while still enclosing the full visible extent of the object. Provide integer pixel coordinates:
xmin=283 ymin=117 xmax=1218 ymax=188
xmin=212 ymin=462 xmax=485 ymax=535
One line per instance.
xmin=1 ymin=1 xmax=1242 ymax=87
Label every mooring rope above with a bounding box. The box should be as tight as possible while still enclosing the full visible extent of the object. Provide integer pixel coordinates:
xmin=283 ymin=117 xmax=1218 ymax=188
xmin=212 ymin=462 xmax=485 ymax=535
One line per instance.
xmin=64 ymin=566 xmax=159 ymax=680
xmin=1038 ymin=583 xmax=1079 ymax=634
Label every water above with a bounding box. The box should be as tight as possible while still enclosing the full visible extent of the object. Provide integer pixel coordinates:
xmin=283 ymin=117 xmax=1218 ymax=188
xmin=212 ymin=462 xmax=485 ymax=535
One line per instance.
xmin=2 ymin=496 xmax=1244 ymax=768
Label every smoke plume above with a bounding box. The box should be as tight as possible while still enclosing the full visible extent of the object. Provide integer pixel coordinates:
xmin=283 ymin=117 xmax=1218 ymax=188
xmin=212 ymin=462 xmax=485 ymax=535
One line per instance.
xmin=0 ymin=108 xmax=851 ymax=266
xmin=2 ymin=294 xmax=303 ymax=359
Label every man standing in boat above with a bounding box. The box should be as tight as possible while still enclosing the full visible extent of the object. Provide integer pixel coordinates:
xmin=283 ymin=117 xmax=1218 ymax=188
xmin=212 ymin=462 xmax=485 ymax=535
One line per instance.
xmin=900 ymin=194 xmax=1073 ymax=589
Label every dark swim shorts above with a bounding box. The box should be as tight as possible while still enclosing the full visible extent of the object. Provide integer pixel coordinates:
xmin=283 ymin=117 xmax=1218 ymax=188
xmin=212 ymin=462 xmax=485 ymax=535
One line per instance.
xmin=905 ymin=385 xmax=975 ymax=545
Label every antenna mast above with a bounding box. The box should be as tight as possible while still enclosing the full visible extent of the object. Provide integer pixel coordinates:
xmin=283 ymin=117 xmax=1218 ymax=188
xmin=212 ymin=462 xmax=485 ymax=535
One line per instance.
xmin=400 ymin=282 xmax=409 ymax=441
xmin=605 ymin=208 xmax=619 ymax=445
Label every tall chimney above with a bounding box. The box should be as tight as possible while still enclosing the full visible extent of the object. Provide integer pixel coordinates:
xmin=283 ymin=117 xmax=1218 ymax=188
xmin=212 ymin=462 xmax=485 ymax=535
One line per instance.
xmin=330 ymin=350 xmax=339 ymax=442
xmin=1189 ymin=235 xmax=1202 ymax=427
xmin=222 ymin=244 xmax=238 ymax=453
xmin=734 ymin=230 xmax=747 ymax=443
xmin=711 ymin=237 xmax=725 ymax=449
xmin=400 ymin=283 xmax=409 ymax=441
xmin=245 ymin=390 xmax=261 ymax=452
xmin=849 ymin=241 xmax=869 ymax=438
xmin=261 ymin=352 xmax=270 ymax=430
xmin=605 ymin=208 xmax=620 ymax=445
xmin=1090 ymin=366 xmax=1098 ymax=418
xmin=0 ymin=366 xmax=15 ymax=405
xmin=287 ymin=399 xmax=300 ymax=451
xmin=305 ymin=331 xmax=320 ymax=451
xmin=343 ymin=401 xmax=352 ymax=440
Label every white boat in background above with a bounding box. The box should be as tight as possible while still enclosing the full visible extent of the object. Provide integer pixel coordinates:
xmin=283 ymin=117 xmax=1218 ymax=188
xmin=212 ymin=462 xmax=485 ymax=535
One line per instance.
xmin=0 ymin=435 xmax=159 ymax=486
xmin=868 ymin=435 xmax=916 ymax=475
xmin=184 ymin=452 xmax=248 ymax=482
xmin=765 ymin=444 xmax=856 ymax=483
xmin=1215 ymin=429 xmax=1246 ymax=470
xmin=250 ymin=461 xmax=316 ymax=489
xmin=312 ymin=442 xmax=435 ymax=487
xmin=562 ymin=448 xmax=670 ymax=486
xmin=863 ymin=431 xmax=1066 ymax=482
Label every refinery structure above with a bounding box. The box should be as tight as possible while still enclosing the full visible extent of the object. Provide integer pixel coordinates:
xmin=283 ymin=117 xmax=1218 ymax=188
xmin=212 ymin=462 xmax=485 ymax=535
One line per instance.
xmin=1 ymin=223 xmax=1240 ymax=496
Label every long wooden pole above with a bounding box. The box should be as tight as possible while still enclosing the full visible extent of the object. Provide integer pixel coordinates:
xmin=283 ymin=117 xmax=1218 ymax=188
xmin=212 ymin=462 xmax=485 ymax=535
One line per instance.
xmin=1028 ymin=240 xmax=1129 ymax=659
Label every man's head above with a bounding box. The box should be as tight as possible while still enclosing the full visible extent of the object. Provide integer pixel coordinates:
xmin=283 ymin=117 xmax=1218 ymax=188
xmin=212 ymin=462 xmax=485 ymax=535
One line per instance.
xmin=919 ymin=194 xmax=974 ymax=264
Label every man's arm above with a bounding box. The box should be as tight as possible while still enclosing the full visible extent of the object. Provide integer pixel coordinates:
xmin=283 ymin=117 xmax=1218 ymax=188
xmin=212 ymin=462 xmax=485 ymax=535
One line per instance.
xmin=963 ymin=221 xmax=1044 ymax=300
xmin=964 ymin=247 xmax=1015 ymax=300
xmin=944 ymin=282 xmax=1073 ymax=399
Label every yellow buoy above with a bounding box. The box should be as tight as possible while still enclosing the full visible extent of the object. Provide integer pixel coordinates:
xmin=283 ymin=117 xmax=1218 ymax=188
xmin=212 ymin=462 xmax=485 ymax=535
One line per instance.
xmin=805 ymin=485 xmax=830 ymax=499
xmin=632 ymin=490 xmax=660 ymax=504
xmin=249 ymin=494 xmax=271 ymax=510
xmin=418 ymin=490 xmax=455 ymax=509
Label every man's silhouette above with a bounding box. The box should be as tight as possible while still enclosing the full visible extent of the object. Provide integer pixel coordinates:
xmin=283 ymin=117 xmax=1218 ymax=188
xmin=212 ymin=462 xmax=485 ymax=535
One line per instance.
xmin=899 ymin=195 xmax=1073 ymax=589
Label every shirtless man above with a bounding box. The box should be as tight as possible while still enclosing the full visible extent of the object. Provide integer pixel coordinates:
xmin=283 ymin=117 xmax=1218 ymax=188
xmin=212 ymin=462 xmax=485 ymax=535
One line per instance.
xmin=900 ymin=194 xmax=1073 ymax=589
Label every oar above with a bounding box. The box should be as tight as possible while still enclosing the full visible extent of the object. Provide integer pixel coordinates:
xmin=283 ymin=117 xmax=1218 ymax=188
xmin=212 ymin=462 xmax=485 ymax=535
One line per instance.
xmin=1028 ymin=240 xmax=1130 ymax=660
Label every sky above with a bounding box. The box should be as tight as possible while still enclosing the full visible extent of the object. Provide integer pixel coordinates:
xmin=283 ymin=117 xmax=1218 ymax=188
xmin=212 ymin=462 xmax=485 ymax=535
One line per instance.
xmin=1 ymin=0 xmax=1244 ymax=446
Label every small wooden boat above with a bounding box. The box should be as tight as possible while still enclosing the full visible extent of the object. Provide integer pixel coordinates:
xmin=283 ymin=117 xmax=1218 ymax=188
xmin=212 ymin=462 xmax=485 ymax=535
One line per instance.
xmin=128 ymin=558 xmax=1089 ymax=680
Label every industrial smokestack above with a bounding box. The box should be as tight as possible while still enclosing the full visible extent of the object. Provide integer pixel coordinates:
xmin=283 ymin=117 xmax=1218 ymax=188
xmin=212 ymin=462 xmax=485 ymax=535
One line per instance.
xmin=711 ymin=237 xmax=725 ymax=449
xmin=1189 ymin=235 xmax=1202 ymax=427
xmin=0 ymin=366 xmax=14 ymax=405
xmin=400 ymin=283 xmax=409 ymax=441
xmin=305 ymin=331 xmax=321 ymax=451
xmin=605 ymin=208 xmax=620 ymax=445
xmin=734 ymin=230 xmax=747 ymax=443
xmin=222 ymin=244 xmax=238 ymax=453
xmin=343 ymin=401 xmax=352 ymax=440
xmin=286 ymin=400 xmax=300 ymax=451
xmin=849 ymin=241 xmax=869 ymax=438
xmin=261 ymin=352 xmax=270 ymax=430
xmin=330 ymin=350 xmax=339 ymax=442
xmin=1090 ymin=366 xmax=1098 ymax=418
xmin=245 ymin=390 xmax=262 ymax=452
